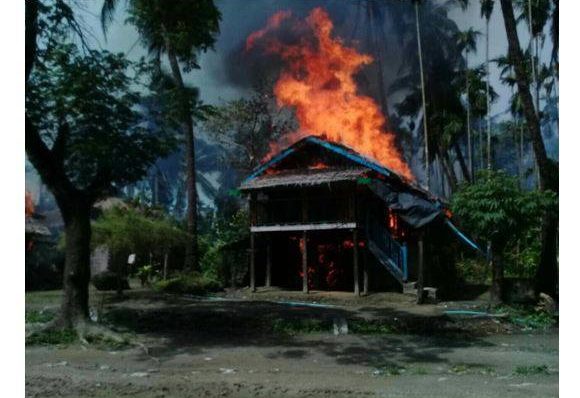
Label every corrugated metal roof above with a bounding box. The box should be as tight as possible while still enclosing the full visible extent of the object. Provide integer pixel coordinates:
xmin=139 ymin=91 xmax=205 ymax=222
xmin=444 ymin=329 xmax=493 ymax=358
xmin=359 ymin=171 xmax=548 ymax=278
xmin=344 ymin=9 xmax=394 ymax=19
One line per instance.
xmin=240 ymin=168 xmax=367 ymax=190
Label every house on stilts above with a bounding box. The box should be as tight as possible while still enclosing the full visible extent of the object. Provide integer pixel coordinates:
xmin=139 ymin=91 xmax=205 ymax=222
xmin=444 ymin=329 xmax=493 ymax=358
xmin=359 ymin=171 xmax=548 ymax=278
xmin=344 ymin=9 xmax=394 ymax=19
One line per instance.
xmin=239 ymin=136 xmax=480 ymax=299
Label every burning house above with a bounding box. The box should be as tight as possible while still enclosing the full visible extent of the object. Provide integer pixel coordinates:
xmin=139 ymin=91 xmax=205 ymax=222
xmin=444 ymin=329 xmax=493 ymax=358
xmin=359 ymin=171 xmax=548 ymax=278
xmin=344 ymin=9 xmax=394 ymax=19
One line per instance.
xmin=239 ymin=136 xmax=479 ymax=298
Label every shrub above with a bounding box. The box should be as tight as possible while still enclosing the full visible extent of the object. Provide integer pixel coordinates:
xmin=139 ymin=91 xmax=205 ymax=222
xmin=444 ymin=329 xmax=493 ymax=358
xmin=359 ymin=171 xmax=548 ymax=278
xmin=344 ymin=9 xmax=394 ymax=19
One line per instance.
xmin=26 ymin=329 xmax=77 ymax=346
xmin=456 ymin=257 xmax=489 ymax=284
xmin=92 ymin=271 xmax=130 ymax=291
xmin=153 ymin=272 xmax=221 ymax=295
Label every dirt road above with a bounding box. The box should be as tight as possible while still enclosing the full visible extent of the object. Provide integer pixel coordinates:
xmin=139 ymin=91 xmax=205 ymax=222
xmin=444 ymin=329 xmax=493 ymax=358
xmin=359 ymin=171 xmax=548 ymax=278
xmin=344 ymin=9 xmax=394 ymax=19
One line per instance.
xmin=26 ymin=290 xmax=558 ymax=398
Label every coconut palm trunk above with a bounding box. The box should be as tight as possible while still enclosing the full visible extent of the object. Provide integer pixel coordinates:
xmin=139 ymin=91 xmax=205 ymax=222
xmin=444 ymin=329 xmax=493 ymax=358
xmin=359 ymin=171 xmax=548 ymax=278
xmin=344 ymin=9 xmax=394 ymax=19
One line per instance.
xmin=466 ymin=53 xmax=473 ymax=178
xmin=415 ymin=1 xmax=430 ymax=190
xmin=499 ymin=0 xmax=558 ymax=298
xmin=485 ymin=17 xmax=492 ymax=170
xmin=165 ymin=40 xmax=198 ymax=271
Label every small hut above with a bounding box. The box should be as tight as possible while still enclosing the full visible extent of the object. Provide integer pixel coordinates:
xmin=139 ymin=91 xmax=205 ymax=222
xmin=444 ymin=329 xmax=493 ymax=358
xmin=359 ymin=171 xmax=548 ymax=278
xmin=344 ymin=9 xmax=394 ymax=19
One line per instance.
xmin=239 ymin=136 xmax=479 ymax=298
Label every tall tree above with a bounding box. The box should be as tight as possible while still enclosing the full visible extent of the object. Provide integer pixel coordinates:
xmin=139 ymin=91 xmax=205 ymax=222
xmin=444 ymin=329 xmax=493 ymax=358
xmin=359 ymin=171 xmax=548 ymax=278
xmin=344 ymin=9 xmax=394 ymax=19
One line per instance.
xmin=413 ymin=0 xmax=430 ymax=190
xmin=498 ymin=0 xmax=558 ymax=298
xmin=25 ymin=1 xmax=175 ymax=332
xmin=456 ymin=28 xmax=481 ymax=179
xmin=480 ymin=0 xmax=494 ymax=170
xmin=102 ymin=0 xmax=221 ymax=270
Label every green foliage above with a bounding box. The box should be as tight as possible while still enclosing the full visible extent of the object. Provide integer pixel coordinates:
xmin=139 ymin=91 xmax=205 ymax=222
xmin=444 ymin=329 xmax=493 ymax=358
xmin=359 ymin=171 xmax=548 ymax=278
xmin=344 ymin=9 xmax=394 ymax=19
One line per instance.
xmin=126 ymin=0 xmax=221 ymax=71
xmin=495 ymin=305 xmax=557 ymax=330
xmin=136 ymin=265 xmax=155 ymax=286
xmin=197 ymin=209 xmax=250 ymax=287
xmin=513 ymin=364 xmax=551 ymax=376
xmin=451 ymin=170 xmax=556 ymax=251
xmin=349 ymin=319 xmax=397 ymax=335
xmin=25 ymin=309 xmax=56 ymax=324
xmin=26 ymin=329 xmax=77 ymax=346
xmin=153 ymin=272 xmax=221 ymax=295
xmin=205 ymin=89 xmax=295 ymax=173
xmin=270 ymin=318 xmax=327 ymax=335
xmin=26 ymin=38 xmax=176 ymax=192
xmin=456 ymin=257 xmax=489 ymax=284
xmin=92 ymin=207 xmax=188 ymax=255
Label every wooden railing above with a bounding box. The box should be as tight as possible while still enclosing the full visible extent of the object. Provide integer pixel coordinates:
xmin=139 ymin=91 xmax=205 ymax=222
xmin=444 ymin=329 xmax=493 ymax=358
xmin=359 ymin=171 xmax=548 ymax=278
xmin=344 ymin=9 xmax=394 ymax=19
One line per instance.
xmin=366 ymin=217 xmax=408 ymax=283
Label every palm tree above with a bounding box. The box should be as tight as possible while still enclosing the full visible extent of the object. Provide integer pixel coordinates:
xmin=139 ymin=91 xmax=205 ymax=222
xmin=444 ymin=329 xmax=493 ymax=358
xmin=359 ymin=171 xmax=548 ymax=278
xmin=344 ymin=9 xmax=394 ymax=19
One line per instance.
xmin=413 ymin=0 xmax=430 ymax=190
xmin=498 ymin=0 xmax=558 ymax=298
xmin=480 ymin=0 xmax=494 ymax=170
xmin=102 ymin=0 xmax=221 ymax=270
xmin=456 ymin=28 xmax=481 ymax=179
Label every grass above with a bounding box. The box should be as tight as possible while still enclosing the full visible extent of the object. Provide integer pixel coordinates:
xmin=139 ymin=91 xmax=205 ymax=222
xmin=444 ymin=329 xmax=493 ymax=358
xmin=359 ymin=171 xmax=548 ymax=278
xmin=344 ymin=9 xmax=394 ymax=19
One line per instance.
xmin=409 ymin=366 xmax=429 ymax=375
xmin=25 ymin=309 xmax=56 ymax=324
xmin=270 ymin=318 xmax=328 ymax=335
xmin=26 ymin=329 xmax=77 ymax=346
xmin=494 ymin=305 xmax=556 ymax=330
xmin=449 ymin=363 xmax=496 ymax=375
xmin=513 ymin=364 xmax=551 ymax=376
xmin=84 ymin=333 xmax=132 ymax=350
xmin=372 ymin=363 xmax=406 ymax=376
xmin=349 ymin=319 xmax=397 ymax=335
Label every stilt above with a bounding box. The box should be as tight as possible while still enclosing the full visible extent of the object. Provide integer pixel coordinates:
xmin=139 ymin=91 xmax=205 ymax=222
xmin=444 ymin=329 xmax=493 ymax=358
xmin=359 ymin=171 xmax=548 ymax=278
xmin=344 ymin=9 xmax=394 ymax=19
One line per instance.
xmin=416 ymin=233 xmax=425 ymax=304
xmin=353 ymin=229 xmax=360 ymax=296
xmin=302 ymin=231 xmax=308 ymax=293
xmin=250 ymin=232 xmax=256 ymax=293
xmin=363 ymin=245 xmax=369 ymax=296
xmin=266 ymin=238 xmax=272 ymax=288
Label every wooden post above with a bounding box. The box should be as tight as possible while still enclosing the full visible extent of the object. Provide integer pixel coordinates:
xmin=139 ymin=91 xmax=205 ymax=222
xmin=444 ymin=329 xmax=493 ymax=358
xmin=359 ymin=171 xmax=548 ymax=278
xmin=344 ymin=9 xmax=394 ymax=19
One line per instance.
xmin=353 ymin=229 xmax=360 ymax=296
xmin=363 ymin=245 xmax=369 ymax=296
xmin=302 ymin=231 xmax=308 ymax=293
xmin=416 ymin=233 xmax=425 ymax=304
xmin=250 ymin=232 xmax=256 ymax=292
xmin=265 ymin=238 xmax=272 ymax=288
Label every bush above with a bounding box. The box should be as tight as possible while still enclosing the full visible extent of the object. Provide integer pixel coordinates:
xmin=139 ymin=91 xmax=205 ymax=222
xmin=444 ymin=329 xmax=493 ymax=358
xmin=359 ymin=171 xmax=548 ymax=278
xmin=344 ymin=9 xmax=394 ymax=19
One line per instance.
xmin=153 ymin=272 xmax=221 ymax=295
xmin=456 ymin=257 xmax=489 ymax=284
xmin=92 ymin=271 xmax=130 ymax=291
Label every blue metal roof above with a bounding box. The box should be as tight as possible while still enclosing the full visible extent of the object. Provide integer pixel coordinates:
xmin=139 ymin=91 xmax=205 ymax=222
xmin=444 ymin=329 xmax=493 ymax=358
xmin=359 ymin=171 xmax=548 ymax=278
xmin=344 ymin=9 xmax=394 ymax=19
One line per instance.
xmin=242 ymin=135 xmax=399 ymax=184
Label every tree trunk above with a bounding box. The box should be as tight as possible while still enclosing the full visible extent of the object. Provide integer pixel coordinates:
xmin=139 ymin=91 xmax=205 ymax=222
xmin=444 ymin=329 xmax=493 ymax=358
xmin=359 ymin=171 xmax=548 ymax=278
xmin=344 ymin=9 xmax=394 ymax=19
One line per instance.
xmin=441 ymin=150 xmax=458 ymax=191
xmin=56 ymin=202 xmax=92 ymax=328
xmin=489 ymin=242 xmax=504 ymax=303
xmin=465 ymin=52 xmax=473 ymax=179
xmin=415 ymin=2 xmax=430 ymax=190
xmin=485 ymin=17 xmax=492 ymax=170
xmin=453 ymin=141 xmax=471 ymax=182
xmin=166 ymin=43 xmax=198 ymax=271
xmin=499 ymin=0 xmax=559 ymax=298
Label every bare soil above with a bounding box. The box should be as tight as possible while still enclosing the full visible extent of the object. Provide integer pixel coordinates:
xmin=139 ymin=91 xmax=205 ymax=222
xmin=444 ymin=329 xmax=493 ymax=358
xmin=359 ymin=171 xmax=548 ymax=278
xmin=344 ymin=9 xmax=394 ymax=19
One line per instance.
xmin=25 ymin=287 xmax=558 ymax=397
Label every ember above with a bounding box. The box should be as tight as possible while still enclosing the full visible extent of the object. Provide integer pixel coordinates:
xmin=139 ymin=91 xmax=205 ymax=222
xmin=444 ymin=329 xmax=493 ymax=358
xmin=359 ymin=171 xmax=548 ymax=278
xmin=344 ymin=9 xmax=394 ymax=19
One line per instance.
xmin=246 ymin=8 xmax=414 ymax=180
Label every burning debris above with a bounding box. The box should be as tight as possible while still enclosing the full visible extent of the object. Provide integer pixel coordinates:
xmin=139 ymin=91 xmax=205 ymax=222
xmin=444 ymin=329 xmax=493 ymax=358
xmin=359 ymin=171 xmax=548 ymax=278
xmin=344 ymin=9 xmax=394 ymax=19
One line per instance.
xmin=245 ymin=8 xmax=414 ymax=180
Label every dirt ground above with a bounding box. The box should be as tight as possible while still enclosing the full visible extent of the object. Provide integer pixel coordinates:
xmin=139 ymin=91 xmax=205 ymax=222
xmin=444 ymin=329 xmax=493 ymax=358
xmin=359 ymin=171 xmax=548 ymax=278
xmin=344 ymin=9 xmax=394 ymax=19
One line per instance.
xmin=25 ymin=287 xmax=558 ymax=398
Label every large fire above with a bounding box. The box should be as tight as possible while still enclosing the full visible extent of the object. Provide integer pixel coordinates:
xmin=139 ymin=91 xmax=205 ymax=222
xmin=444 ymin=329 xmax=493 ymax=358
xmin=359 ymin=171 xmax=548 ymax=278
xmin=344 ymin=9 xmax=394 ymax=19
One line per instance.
xmin=246 ymin=8 xmax=414 ymax=180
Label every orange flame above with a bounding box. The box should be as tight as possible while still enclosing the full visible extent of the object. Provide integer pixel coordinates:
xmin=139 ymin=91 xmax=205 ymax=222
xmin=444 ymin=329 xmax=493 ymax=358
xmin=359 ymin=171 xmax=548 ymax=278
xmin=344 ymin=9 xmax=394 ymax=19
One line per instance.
xmin=247 ymin=8 xmax=414 ymax=180
xmin=25 ymin=191 xmax=35 ymax=218
xmin=308 ymin=161 xmax=328 ymax=170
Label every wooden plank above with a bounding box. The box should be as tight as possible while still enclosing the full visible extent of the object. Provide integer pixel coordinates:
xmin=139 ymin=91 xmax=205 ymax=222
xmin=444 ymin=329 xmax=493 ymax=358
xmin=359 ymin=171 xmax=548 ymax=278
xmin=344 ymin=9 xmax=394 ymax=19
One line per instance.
xmin=353 ymin=229 xmax=359 ymax=296
xmin=251 ymin=222 xmax=357 ymax=233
